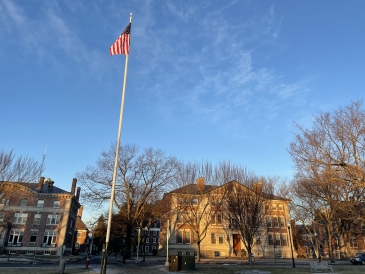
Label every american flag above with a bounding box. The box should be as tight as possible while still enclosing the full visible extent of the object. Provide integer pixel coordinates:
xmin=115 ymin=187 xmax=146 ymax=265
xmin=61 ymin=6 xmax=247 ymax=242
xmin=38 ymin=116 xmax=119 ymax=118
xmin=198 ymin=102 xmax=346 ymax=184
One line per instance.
xmin=110 ymin=23 xmax=131 ymax=56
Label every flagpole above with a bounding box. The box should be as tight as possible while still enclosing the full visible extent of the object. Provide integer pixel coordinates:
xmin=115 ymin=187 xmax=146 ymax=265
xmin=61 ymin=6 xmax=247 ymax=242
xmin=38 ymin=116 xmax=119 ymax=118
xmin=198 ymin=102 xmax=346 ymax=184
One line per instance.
xmin=101 ymin=13 xmax=132 ymax=274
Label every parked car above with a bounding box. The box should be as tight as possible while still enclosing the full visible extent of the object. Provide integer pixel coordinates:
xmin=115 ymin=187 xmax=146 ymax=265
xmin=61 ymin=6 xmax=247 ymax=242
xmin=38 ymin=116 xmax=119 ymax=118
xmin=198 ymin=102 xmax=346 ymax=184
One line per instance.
xmin=350 ymin=253 xmax=365 ymax=265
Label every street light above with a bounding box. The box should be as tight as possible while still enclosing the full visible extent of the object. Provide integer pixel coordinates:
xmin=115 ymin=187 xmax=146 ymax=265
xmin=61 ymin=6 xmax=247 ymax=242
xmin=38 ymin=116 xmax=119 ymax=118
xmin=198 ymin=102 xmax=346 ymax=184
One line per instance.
xmin=287 ymin=222 xmax=296 ymax=268
xmin=314 ymin=233 xmax=320 ymax=261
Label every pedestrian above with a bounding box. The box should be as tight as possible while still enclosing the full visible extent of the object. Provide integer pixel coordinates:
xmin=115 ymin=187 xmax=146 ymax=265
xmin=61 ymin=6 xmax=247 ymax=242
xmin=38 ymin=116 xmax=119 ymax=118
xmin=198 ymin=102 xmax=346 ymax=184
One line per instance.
xmin=86 ymin=257 xmax=90 ymax=269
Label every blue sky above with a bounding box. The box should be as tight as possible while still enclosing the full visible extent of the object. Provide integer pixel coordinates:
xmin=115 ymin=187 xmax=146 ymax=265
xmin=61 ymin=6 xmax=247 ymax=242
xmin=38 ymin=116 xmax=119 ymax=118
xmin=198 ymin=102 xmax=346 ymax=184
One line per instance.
xmin=1 ymin=0 xmax=364 ymax=199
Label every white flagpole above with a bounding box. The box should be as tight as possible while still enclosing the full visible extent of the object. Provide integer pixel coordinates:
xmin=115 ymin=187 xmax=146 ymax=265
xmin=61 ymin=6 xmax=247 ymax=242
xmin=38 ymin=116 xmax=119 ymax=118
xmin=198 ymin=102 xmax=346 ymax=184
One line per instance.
xmin=165 ymin=219 xmax=170 ymax=266
xmin=101 ymin=13 xmax=132 ymax=274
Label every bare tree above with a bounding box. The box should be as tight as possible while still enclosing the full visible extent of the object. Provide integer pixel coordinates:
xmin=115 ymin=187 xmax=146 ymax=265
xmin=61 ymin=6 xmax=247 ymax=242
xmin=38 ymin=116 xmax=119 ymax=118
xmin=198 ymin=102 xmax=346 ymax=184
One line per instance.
xmin=76 ymin=143 xmax=180 ymax=255
xmin=222 ymin=180 xmax=273 ymax=269
xmin=163 ymin=161 xmax=222 ymax=262
xmin=288 ymin=101 xmax=365 ymax=261
xmin=0 ymin=149 xmax=44 ymax=183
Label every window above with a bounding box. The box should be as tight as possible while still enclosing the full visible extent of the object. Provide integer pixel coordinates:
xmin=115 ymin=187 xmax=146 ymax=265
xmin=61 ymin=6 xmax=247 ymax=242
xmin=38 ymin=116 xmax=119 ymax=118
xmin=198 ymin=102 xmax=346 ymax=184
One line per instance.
xmin=272 ymin=204 xmax=277 ymax=210
xmin=211 ymin=213 xmax=216 ymax=224
xmin=186 ymin=251 xmax=191 ymax=255
xmin=275 ymin=234 xmax=281 ymax=246
xmin=177 ymin=231 xmax=183 ymax=244
xmin=13 ymin=213 xmax=28 ymax=224
xmin=20 ymin=199 xmax=28 ymax=206
xmin=46 ymin=214 xmax=60 ymax=225
xmin=279 ymin=217 xmax=285 ymax=228
xmin=37 ymin=200 xmax=44 ymax=207
xmin=268 ymin=234 xmax=274 ymax=245
xmin=265 ymin=204 xmax=270 ymax=211
xmin=43 ymin=231 xmax=57 ymax=246
xmin=153 ymin=238 xmax=157 ymax=243
xmin=193 ymin=232 xmax=198 ymax=243
xmin=33 ymin=214 xmax=41 ymax=225
xmin=184 ymin=231 xmax=190 ymax=244
xmin=217 ymin=214 xmax=222 ymax=225
xmin=177 ymin=213 xmax=183 ymax=223
xmin=26 ymin=250 xmax=34 ymax=255
xmin=44 ymin=251 xmax=51 ymax=255
xmin=0 ymin=212 xmax=4 ymax=222
xmin=273 ymin=217 xmax=279 ymax=228
xmin=278 ymin=204 xmax=283 ymax=211
xmin=8 ymin=230 xmax=23 ymax=246
xmin=267 ymin=218 xmax=272 ymax=228
xmin=146 ymin=238 xmax=149 ymax=243
xmin=211 ymin=233 xmax=216 ymax=244
xmin=152 ymin=246 xmax=156 ymax=250
xmin=145 ymin=246 xmax=149 ymax=251
xmin=153 ymin=231 xmax=157 ymax=235
xmin=218 ymin=234 xmax=224 ymax=244
xmin=53 ymin=201 xmax=60 ymax=208
xmin=0 ymin=199 xmax=6 ymax=205
xmin=178 ymin=251 xmax=182 ymax=256
xmin=192 ymin=198 xmax=198 ymax=205
xmin=29 ymin=230 xmax=38 ymax=243
xmin=75 ymin=242 xmax=80 ymax=249
xmin=350 ymin=237 xmax=358 ymax=248
xmin=282 ymin=234 xmax=287 ymax=246
xmin=178 ymin=198 xmax=184 ymax=204
xmin=77 ymin=232 xmax=82 ymax=238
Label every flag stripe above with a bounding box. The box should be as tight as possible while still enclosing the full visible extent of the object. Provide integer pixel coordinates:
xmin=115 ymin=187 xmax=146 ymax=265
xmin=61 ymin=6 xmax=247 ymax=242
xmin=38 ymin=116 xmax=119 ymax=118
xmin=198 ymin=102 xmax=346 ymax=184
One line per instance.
xmin=110 ymin=23 xmax=131 ymax=56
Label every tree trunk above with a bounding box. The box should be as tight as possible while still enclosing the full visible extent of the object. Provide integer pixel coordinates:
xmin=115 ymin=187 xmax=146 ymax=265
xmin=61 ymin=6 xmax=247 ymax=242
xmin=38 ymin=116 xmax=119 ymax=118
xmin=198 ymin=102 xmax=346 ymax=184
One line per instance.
xmin=197 ymin=242 xmax=201 ymax=262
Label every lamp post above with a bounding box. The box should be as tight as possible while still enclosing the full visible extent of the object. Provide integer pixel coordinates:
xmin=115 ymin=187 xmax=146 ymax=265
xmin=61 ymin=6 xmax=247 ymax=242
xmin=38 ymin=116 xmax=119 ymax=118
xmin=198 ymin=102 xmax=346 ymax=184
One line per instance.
xmin=314 ymin=233 xmax=320 ymax=261
xmin=287 ymin=223 xmax=296 ymax=268
xmin=273 ymin=244 xmax=277 ymax=262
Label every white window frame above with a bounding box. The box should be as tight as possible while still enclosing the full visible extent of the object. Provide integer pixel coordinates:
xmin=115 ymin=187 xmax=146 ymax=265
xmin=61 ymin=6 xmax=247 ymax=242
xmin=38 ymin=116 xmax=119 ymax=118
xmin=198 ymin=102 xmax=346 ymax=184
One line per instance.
xmin=29 ymin=230 xmax=38 ymax=243
xmin=0 ymin=212 xmax=4 ymax=222
xmin=37 ymin=200 xmax=44 ymax=207
xmin=43 ymin=231 xmax=58 ymax=246
xmin=53 ymin=201 xmax=60 ymax=208
xmin=13 ymin=213 xmax=28 ymax=224
xmin=46 ymin=214 xmax=60 ymax=225
xmin=146 ymin=238 xmax=150 ymax=243
xmin=33 ymin=214 xmax=41 ymax=225
xmin=145 ymin=246 xmax=149 ymax=251
xmin=8 ymin=230 xmax=23 ymax=246
xmin=20 ymin=199 xmax=28 ymax=207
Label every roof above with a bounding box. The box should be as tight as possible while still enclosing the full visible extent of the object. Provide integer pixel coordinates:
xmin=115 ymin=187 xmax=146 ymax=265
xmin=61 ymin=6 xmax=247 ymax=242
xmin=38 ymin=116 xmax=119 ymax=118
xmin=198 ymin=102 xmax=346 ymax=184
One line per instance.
xmin=164 ymin=181 xmax=290 ymax=201
xmin=1 ymin=181 xmax=73 ymax=195
xmin=169 ymin=183 xmax=219 ymax=195
xmin=76 ymin=216 xmax=88 ymax=231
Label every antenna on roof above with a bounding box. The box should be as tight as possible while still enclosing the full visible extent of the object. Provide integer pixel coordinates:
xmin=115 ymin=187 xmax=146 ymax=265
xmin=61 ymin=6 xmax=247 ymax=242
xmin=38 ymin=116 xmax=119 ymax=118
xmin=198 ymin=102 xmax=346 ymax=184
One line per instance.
xmin=39 ymin=145 xmax=47 ymax=178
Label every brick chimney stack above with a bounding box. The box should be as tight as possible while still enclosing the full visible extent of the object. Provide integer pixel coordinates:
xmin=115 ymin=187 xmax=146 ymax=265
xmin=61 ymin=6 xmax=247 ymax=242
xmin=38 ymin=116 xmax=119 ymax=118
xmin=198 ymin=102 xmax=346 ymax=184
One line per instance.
xmin=254 ymin=182 xmax=262 ymax=194
xmin=76 ymin=187 xmax=81 ymax=201
xmin=71 ymin=178 xmax=77 ymax=194
xmin=78 ymin=205 xmax=83 ymax=218
xmin=37 ymin=177 xmax=45 ymax=191
xmin=197 ymin=177 xmax=205 ymax=193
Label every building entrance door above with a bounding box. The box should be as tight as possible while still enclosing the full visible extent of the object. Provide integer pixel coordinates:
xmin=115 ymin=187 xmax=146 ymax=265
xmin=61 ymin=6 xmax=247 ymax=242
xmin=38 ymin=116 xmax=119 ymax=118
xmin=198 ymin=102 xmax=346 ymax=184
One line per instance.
xmin=233 ymin=234 xmax=241 ymax=256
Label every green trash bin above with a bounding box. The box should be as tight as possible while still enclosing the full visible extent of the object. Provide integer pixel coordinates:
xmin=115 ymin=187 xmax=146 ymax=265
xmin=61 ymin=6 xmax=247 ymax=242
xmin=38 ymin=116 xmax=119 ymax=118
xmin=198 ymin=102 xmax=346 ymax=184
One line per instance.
xmin=169 ymin=255 xmax=179 ymax=271
xmin=179 ymin=255 xmax=195 ymax=270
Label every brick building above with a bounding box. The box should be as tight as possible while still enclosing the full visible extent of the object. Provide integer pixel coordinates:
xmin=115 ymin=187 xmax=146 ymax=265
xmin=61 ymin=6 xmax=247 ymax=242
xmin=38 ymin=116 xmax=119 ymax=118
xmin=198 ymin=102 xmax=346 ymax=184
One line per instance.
xmin=159 ymin=180 xmax=293 ymax=259
xmin=0 ymin=177 xmax=81 ymax=255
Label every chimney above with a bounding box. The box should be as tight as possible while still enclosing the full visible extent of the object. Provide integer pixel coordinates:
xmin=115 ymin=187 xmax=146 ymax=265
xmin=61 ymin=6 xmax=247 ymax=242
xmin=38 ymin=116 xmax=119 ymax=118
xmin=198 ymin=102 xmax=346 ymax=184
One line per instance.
xmin=196 ymin=177 xmax=205 ymax=193
xmin=37 ymin=177 xmax=45 ymax=191
xmin=71 ymin=178 xmax=77 ymax=194
xmin=254 ymin=182 xmax=262 ymax=194
xmin=76 ymin=187 xmax=81 ymax=201
xmin=78 ymin=205 xmax=83 ymax=218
